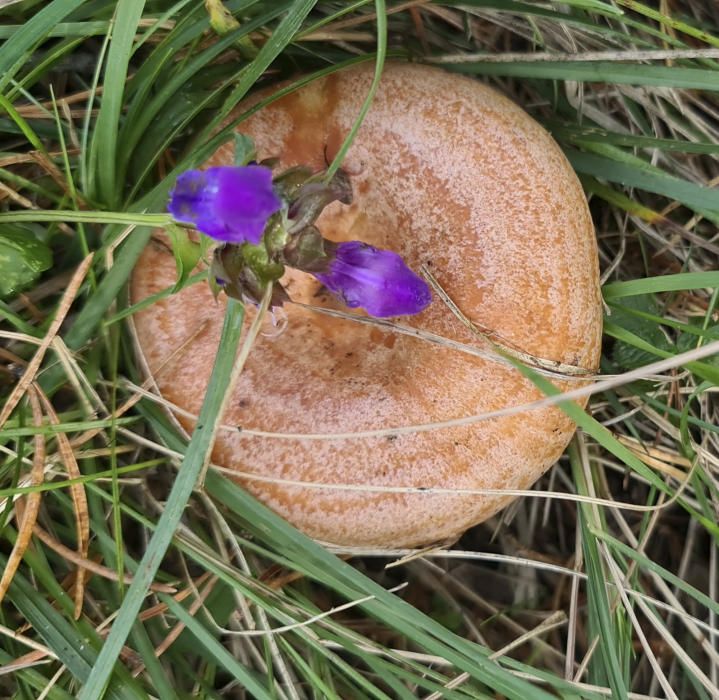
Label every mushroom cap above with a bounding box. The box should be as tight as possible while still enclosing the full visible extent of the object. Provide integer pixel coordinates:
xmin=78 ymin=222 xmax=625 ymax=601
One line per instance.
xmin=131 ymin=62 xmax=602 ymax=547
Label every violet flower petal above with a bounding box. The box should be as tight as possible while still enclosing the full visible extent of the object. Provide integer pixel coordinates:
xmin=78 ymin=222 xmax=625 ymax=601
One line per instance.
xmin=168 ymin=166 xmax=282 ymax=245
xmin=314 ymin=241 xmax=431 ymax=317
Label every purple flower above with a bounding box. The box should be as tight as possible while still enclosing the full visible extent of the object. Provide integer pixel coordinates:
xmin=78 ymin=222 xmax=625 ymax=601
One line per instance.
xmin=314 ymin=241 xmax=431 ymax=317
xmin=168 ymin=166 xmax=282 ymax=245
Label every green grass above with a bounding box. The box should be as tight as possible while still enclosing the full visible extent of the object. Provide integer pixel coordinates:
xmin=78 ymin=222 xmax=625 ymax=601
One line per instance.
xmin=1 ymin=1 xmax=719 ymax=698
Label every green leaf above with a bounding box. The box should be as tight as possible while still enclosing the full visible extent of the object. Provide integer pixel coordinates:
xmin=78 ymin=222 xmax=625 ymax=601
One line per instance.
xmin=604 ymin=320 xmax=719 ymax=385
xmin=609 ymin=296 xmax=673 ymax=370
xmin=0 ymin=226 xmax=52 ymax=298
xmin=677 ymin=325 xmax=719 ymax=365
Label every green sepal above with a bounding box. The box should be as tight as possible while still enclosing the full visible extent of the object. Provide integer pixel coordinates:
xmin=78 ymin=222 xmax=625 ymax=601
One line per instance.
xmin=233 ymin=133 xmax=256 ymax=167
xmin=286 ymin=169 xmax=353 ymax=234
xmin=165 ymin=223 xmax=205 ymax=293
xmin=282 ymin=225 xmax=330 ymax=272
xmin=273 ymin=166 xmax=315 ymax=201
xmin=208 ymin=270 xmax=224 ymax=301
xmin=212 ymin=242 xmax=286 ymax=306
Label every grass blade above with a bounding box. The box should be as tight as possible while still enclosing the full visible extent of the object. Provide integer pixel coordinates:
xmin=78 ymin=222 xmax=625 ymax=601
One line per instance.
xmin=5 ymin=560 xmax=148 ymax=699
xmin=77 ymin=296 xmax=248 ymax=698
xmin=204 ymin=472 xmax=558 ymax=699
xmin=449 ymin=60 xmax=719 ymax=91
xmin=0 ymin=0 xmax=86 ymax=91
xmin=87 ymin=0 xmax=146 ymax=207
xmin=324 ymin=0 xmax=386 ymax=180
xmin=569 ymin=439 xmax=629 ymax=697
xmin=604 ymin=272 xmax=719 ymax=300
xmin=566 ymin=149 xmax=719 ymax=218
xmin=162 ymin=594 xmax=275 ymax=699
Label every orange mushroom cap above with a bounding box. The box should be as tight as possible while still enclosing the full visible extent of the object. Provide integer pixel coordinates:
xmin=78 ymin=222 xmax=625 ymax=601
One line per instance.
xmin=131 ymin=62 xmax=602 ymax=547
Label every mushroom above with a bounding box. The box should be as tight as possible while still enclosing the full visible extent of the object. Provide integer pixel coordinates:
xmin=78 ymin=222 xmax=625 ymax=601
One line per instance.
xmin=131 ymin=62 xmax=602 ymax=548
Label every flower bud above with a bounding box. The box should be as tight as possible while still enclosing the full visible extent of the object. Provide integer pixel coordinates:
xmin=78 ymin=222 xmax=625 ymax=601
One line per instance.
xmin=313 ymin=241 xmax=431 ymax=317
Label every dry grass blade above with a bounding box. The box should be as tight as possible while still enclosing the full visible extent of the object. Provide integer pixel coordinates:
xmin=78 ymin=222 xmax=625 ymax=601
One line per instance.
xmin=0 ymin=623 xmax=58 ymax=660
xmin=603 ymin=548 xmax=678 ymax=699
xmin=30 ymin=525 xmax=176 ymax=593
xmin=617 ymin=434 xmax=692 ymax=479
xmin=129 ymin=573 xmax=216 ymax=678
xmin=124 ymin=336 xmax=719 ymax=442
xmin=153 ymin=575 xmax=217 ymax=660
xmin=124 ymin=428 xmax=687 ymax=511
xmin=292 ymin=300 xmax=598 ymax=381
xmin=29 ymin=151 xmax=89 ymax=206
xmin=137 ymin=572 xmax=212 ymax=623
xmin=421 ymin=265 xmax=595 ymax=377
xmin=425 ymin=612 xmax=569 ymax=700
xmin=0 ymin=385 xmax=45 ymax=605
xmin=0 ymin=254 xmax=93 ymax=430
xmin=35 ymin=388 xmax=90 ymax=619
xmin=616 ymin=435 xmax=692 ymax=468
xmin=0 ymin=649 xmax=54 ymax=676
xmin=0 ymin=149 xmax=80 ymax=168
xmin=429 ymin=48 xmax=719 ymax=63
xmin=0 ymin=181 xmax=34 ymax=208
xmin=626 ymin=577 xmax=719 ymax=698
